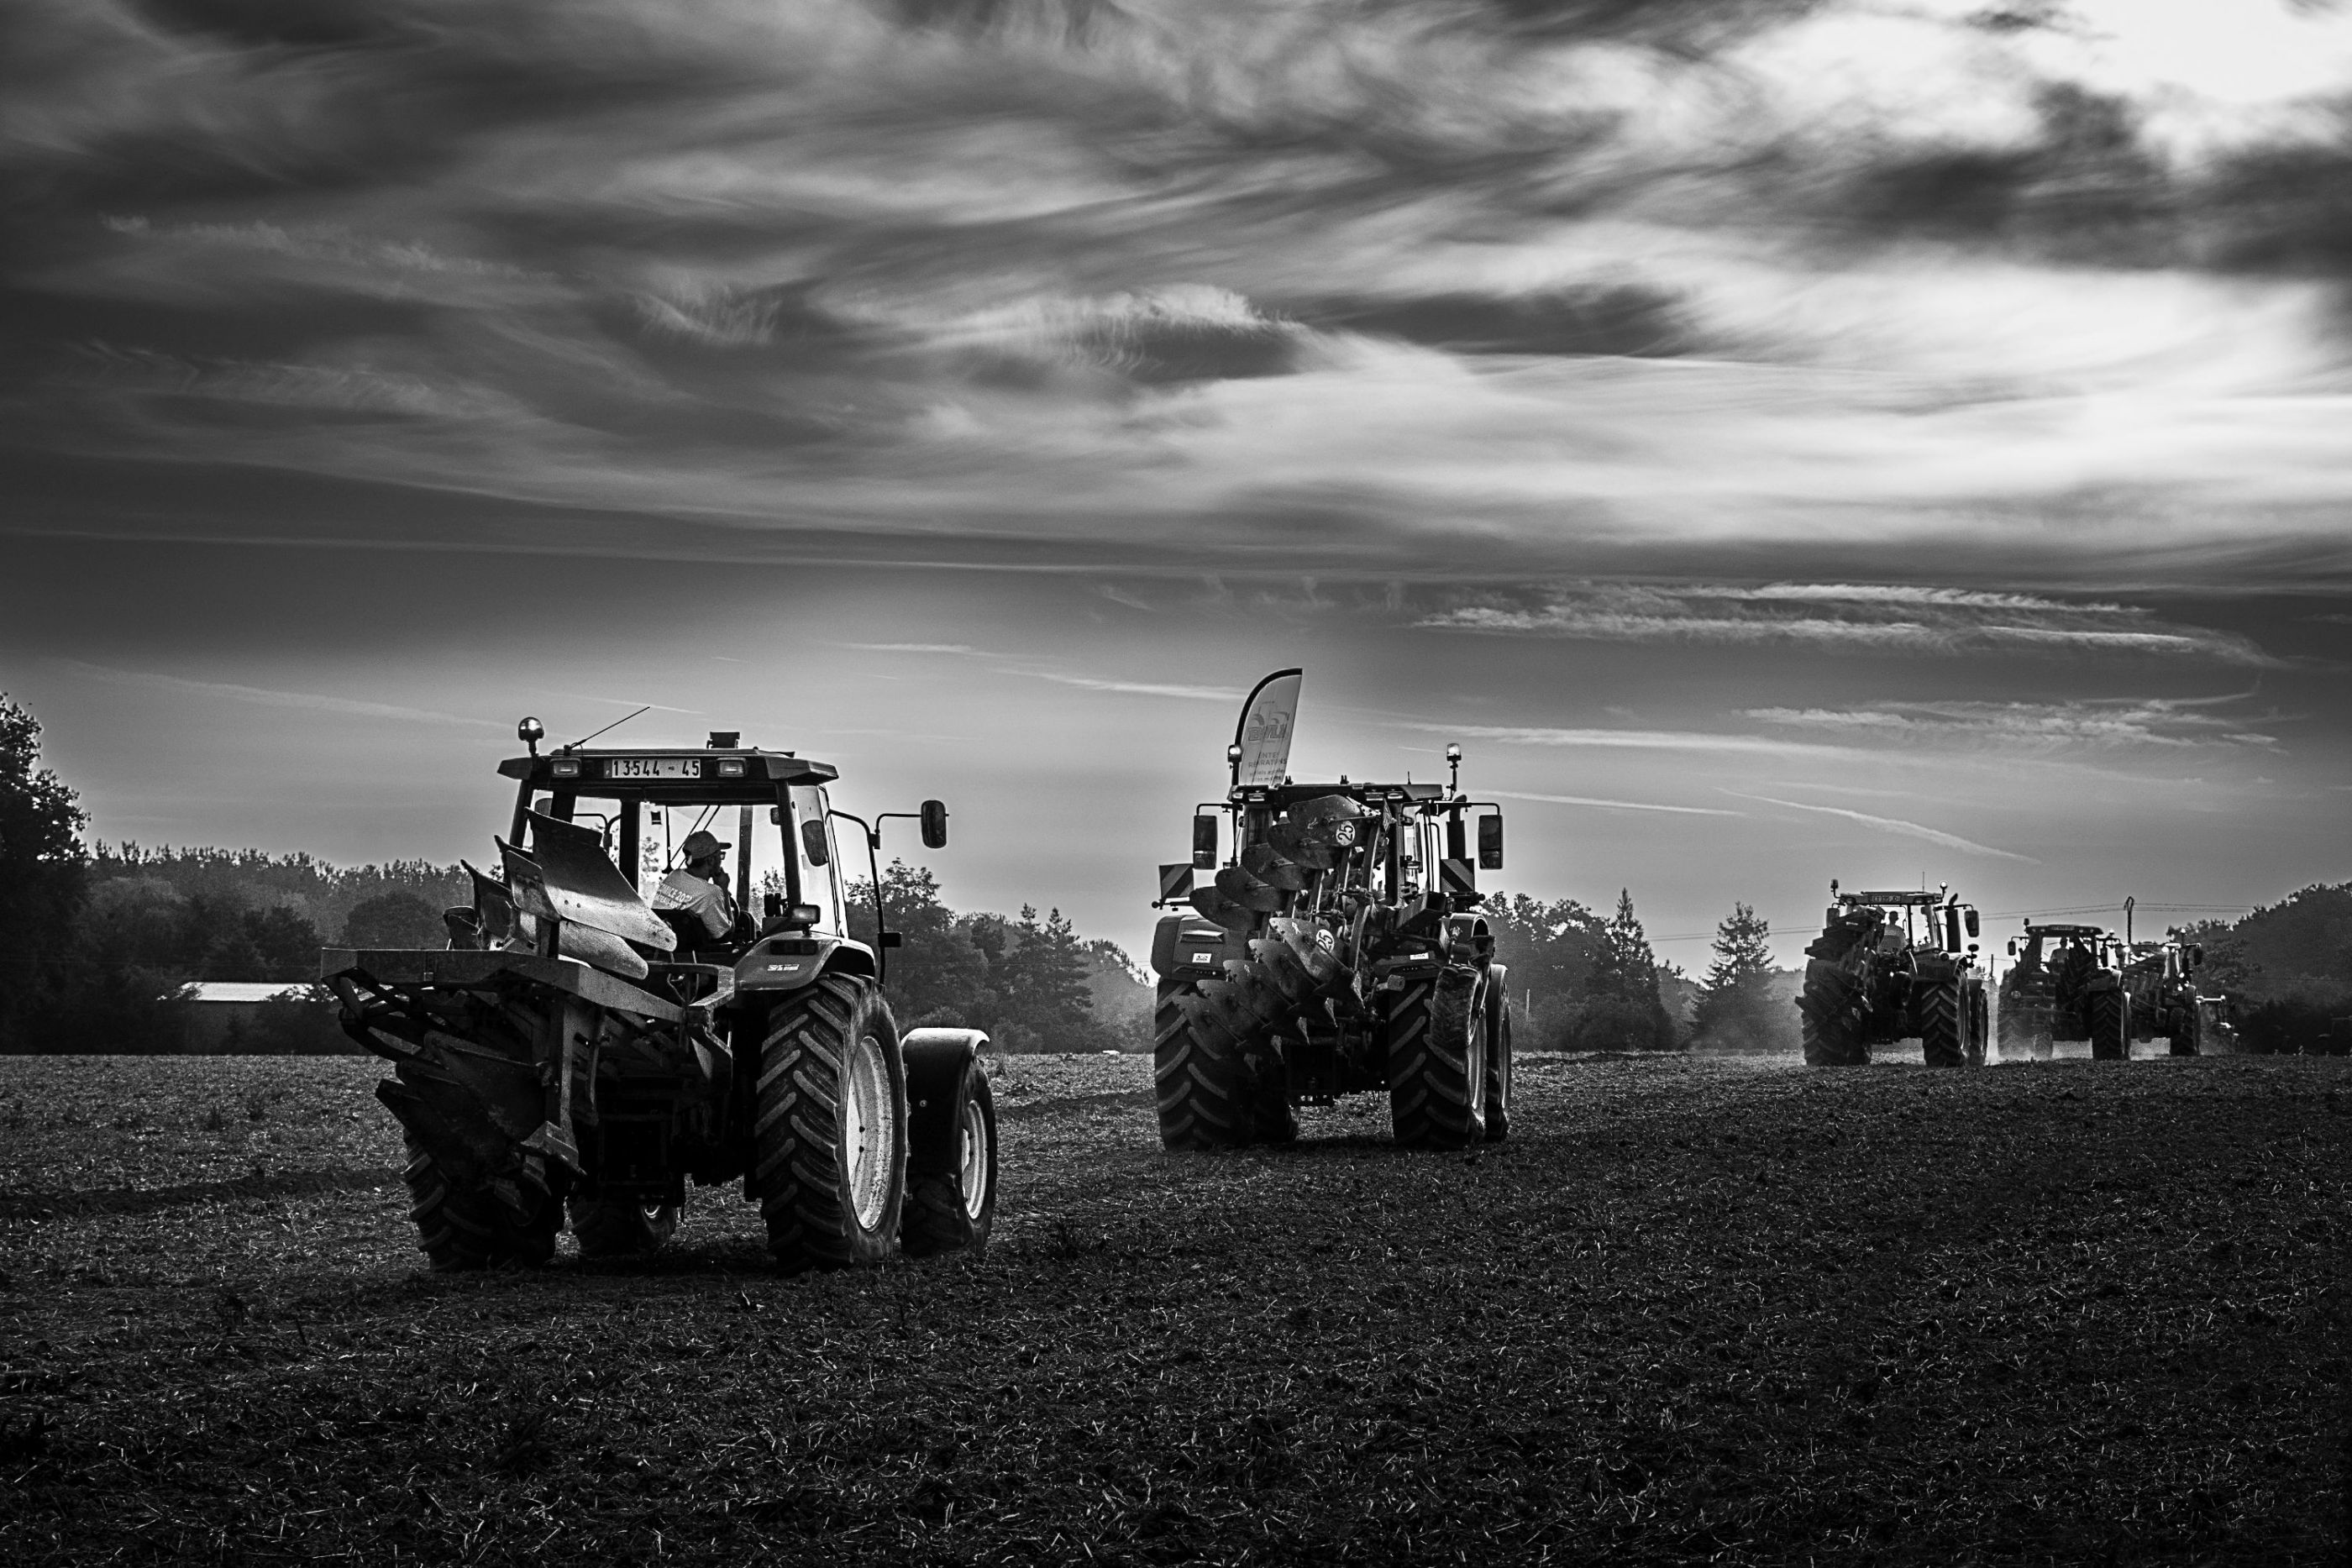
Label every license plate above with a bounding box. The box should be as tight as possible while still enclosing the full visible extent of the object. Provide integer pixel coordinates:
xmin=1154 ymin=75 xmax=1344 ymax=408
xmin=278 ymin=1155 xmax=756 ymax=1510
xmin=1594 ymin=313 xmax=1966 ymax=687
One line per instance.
xmin=604 ymin=756 xmax=697 ymax=779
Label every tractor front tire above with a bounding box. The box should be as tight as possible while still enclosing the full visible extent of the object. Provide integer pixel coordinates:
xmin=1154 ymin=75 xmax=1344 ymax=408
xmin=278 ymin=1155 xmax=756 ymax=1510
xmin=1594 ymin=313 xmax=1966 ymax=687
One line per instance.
xmin=901 ymin=1041 xmax=998 ymax=1260
xmin=1388 ymin=966 xmax=1488 ymax=1151
xmin=568 ymin=1198 xmax=680 ymax=1260
xmin=2168 ymin=1005 xmax=2202 ymax=1057
xmin=2089 ymin=989 xmax=2131 ymax=1061
xmin=753 ymin=976 xmax=906 ymax=1272
xmin=401 ymin=1137 xmax=559 ymax=1272
xmin=1917 ymin=980 xmax=1967 ymax=1068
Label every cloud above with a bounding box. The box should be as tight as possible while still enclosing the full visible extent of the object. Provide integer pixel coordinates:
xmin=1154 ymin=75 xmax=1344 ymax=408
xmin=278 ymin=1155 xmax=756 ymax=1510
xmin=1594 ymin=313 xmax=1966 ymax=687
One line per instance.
xmin=1721 ymin=790 xmax=2040 ymax=863
xmin=1019 ymin=672 xmax=1246 ymax=703
xmin=1744 ymin=694 xmax=2281 ymax=750
xmin=1486 ymin=788 xmax=1745 ymax=818
xmin=1420 ymin=582 xmax=2281 ymax=663
xmin=845 ymin=643 xmax=980 ymax=654
xmin=1410 ymin=722 xmax=1866 ymax=763
xmin=46 ymin=658 xmax=504 ymax=729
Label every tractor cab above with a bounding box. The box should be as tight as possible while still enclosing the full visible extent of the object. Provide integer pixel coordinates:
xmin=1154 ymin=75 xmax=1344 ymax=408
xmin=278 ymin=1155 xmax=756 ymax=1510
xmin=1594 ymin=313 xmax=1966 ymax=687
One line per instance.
xmin=476 ymin=726 xmax=945 ymax=990
xmin=1826 ymin=883 xmax=1982 ymax=957
xmin=2008 ymin=922 xmax=2121 ymax=971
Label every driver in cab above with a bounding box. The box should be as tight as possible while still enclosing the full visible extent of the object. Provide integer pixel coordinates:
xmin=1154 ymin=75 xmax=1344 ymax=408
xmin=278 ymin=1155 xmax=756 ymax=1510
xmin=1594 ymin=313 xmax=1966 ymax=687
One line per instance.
xmin=654 ymin=829 xmax=738 ymax=943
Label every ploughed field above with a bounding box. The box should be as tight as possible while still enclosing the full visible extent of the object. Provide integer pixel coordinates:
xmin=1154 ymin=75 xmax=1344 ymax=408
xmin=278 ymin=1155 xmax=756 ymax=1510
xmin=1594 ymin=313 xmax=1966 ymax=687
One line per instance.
xmin=1 ymin=1050 xmax=2344 ymax=1566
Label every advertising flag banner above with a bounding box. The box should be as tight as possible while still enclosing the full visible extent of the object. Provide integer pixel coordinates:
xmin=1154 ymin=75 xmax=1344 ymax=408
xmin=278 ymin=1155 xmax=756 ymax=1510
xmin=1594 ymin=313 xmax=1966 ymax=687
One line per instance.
xmin=1233 ymin=669 xmax=1303 ymax=786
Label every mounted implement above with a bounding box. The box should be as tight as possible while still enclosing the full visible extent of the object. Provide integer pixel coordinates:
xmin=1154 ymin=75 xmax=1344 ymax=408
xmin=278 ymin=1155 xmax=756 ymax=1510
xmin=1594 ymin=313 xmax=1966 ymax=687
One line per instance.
xmin=1798 ymin=882 xmax=1988 ymax=1067
xmin=323 ymin=721 xmax=995 ymax=1272
xmin=1997 ymin=923 xmax=2129 ymax=1060
xmin=1147 ymin=670 xmax=1510 ymax=1151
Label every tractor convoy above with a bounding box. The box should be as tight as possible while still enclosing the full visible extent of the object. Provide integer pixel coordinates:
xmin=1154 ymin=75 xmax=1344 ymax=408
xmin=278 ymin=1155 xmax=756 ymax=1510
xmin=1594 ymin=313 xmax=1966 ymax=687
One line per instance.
xmin=319 ymin=670 xmax=2232 ymax=1272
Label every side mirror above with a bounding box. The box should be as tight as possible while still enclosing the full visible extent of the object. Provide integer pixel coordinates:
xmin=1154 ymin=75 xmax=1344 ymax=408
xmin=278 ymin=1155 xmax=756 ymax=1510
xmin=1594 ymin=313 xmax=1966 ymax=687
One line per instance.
xmin=1963 ymin=908 xmax=1979 ymax=939
xmin=1192 ymin=814 xmax=1218 ymax=869
xmin=800 ymin=818 xmax=830 ymax=867
xmin=921 ymin=799 xmax=948 ymax=850
xmin=880 ymin=931 xmax=905 ymax=949
xmin=769 ymin=805 xmax=785 ymax=825
xmin=764 ymin=892 xmax=781 ymax=919
xmin=2006 ymin=938 xmax=2019 ymax=957
xmin=1477 ymin=812 xmax=1504 ymax=871
xmin=2188 ymin=944 xmax=2204 ymax=968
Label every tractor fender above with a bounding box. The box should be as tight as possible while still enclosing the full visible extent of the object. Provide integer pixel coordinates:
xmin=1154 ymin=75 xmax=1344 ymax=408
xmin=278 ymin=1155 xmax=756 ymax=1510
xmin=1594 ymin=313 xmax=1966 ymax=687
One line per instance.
xmin=902 ymin=1029 xmax=990 ymax=1175
xmin=734 ymin=933 xmax=880 ymax=996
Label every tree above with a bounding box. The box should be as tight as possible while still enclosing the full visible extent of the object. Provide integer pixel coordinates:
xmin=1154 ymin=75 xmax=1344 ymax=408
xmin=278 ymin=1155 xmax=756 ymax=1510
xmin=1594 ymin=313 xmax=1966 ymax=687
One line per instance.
xmin=846 ymin=860 xmax=990 ymax=1025
xmin=994 ymin=905 xmax=1095 ymax=1052
xmin=0 ymin=696 xmax=89 ymax=1051
xmin=1690 ymin=902 xmax=1796 ymax=1051
xmin=343 ymin=892 xmax=446 ymax=951
xmin=1574 ymin=889 xmax=1678 ymax=1051
xmin=1477 ymin=892 xmax=1608 ymax=1051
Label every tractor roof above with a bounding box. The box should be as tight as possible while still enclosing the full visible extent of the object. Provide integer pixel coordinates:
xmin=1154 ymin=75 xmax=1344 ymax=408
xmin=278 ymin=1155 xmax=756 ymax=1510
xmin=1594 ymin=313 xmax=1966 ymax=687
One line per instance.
xmin=1235 ymin=780 xmax=1452 ymax=810
xmin=499 ymin=746 xmax=839 ymax=804
xmin=2024 ymin=922 xmax=2108 ymax=938
xmin=1840 ymin=890 xmax=1953 ymax=907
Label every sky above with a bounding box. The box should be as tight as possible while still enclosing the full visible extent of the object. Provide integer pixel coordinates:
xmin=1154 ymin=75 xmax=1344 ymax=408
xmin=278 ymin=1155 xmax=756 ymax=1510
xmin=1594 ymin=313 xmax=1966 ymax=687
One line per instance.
xmin=3 ymin=0 xmax=2349 ymax=970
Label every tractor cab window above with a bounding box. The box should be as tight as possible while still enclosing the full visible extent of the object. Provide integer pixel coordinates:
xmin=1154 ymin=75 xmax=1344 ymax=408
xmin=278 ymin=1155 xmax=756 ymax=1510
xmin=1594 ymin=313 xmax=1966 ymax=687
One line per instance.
xmin=790 ymin=784 xmax=846 ymax=936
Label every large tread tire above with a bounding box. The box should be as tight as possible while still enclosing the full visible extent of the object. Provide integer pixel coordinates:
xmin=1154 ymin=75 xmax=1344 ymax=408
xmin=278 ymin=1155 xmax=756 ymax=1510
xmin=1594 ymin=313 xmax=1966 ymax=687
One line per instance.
xmin=1918 ymin=980 xmax=1966 ymax=1068
xmin=901 ymin=1047 xmax=997 ymax=1260
xmin=1966 ymin=985 xmax=1989 ymax=1067
xmin=1154 ymin=978 xmax=1255 ymax=1151
xmin=568 ymin=1198 xmax=680 ymax=1260
xmin=401 ymin=1137 xmax=558 ymax=1272
xmin=2089 ymin=989 xmax=2131 ymax=1061
xmin=1387 ymin=966 xmax=1488 ymax=1151
xmin=1799 ymin=961 xmax=1870 ymax=1067
xmin=2168 ymin=1005 xmax=2202 ymax=1057
xmin=753 ymin=975 xmax=906 ymax=1272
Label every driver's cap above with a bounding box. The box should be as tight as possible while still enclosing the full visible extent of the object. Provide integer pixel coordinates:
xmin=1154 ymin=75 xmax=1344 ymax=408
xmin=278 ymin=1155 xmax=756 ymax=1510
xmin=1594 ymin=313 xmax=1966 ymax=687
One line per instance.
xmin=680 ymin=829 xmax=726 ymax=861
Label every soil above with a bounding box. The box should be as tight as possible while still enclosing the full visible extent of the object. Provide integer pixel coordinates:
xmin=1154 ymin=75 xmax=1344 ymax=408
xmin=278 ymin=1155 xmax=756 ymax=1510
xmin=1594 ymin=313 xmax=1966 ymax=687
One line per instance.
xmin=1 ymin=1050 xmax=2345 ymax=1565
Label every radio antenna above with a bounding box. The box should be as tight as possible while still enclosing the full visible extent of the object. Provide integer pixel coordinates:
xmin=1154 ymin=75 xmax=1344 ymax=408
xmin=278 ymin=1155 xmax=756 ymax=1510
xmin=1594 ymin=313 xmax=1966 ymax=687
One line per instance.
xmin=567 ymin=705 xmax=650 ymax=750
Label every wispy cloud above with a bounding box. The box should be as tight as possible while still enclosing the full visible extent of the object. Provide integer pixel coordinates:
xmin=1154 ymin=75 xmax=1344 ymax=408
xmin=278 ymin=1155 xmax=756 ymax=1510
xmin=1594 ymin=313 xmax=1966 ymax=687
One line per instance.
xmin=1487 ymin=788 xmax=1744 ymax=818
xmin=1019 ymin=672 xmax=1246 ymax=703
xmin=845 ymin=644 xmax=979 ymax=655
xmin=47 ymin=658 xmax=503 ymax=729
xmin=1421 ymin=583 xmax=2280 ymax=663
xmin=1721 ymin=791 xmax=2039 ymax=863
xmin=1745 ymin=694 xmax=2280 ymax=751
xmin=1411 ymin=723 xmax=1862 ymax=763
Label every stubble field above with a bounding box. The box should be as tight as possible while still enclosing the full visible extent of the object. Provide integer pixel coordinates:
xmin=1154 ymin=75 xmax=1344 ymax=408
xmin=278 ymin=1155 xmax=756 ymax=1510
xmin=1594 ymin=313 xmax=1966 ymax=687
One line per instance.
xmin=1 ymin=1048 xmax=2345 ymax=1565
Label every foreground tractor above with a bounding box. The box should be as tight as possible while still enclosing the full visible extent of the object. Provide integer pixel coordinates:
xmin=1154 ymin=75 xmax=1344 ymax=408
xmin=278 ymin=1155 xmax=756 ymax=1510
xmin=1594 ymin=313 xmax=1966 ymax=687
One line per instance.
xmin=1148 ymin=670 xmax=1510 ymax=1152
xmin=323 ymin=721 xmax=996 ymax=1272
xmin=1798 ymin=882 xmax=1988 ymax=1067
xmin=2121 ymin=934 xmax=2214 ymax=1057
xmin=1997 ymin=923 xmax=2129 ymax=1059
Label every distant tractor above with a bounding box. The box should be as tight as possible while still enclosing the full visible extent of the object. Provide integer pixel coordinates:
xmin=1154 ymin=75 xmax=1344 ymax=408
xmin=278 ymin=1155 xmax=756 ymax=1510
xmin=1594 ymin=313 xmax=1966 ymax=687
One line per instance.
xmin=2120 ymin=933 xmax=2213 ymax=1056
xmin=323 ymin=721 xmax=995 ymax=1272
xmin=1797 ymin=882 xmax=1988 ymax=1067
xmin=1997 ymin=923 xmax=2130 ymax=1060
xmin=1148 ymin=670 xmax=1510 ymax=1151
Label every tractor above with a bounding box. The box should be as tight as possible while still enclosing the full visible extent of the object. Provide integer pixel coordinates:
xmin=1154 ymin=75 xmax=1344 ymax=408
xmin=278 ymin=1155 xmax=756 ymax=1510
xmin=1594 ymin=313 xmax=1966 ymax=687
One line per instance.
xmin=1996 ymin=922 xmax=2130 ymax=1060
xmin=1797 ymin=882 xmax=1988 ymax=1067
xmin=322 ymin=720 xmax=996 ymax=1272
xmin=2120 ymin=932 xmax=2213 ymax=1057
xmin=1147 ymin=670 xmax=1509 ymax=1151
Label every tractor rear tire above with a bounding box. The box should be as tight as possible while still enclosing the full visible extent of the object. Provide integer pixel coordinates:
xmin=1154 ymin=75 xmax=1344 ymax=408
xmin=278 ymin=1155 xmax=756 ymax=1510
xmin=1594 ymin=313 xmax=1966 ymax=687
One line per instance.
xmin=901 ymin=1047 xmax=997 ymax=1260
xmin=1153 ymin=978 xmax=1292 ymax=1150
xmin=569 ymin=1198 xmax=680 ymax=1259
xmin=401 ymin=1137 xmax=559 ymax=1272
xmin=2168 ymin=1005 xmax=2202 ymax=1057
xmin=1966 ymin=985 xmax=1989 ymax=1067
xmin=1918 ymin=981 xmax=1966 ymax=1068
xmin=1799 ymin=962 xmax=1869 ymax=1067
xmin=1387 ymin=966 xmax=1488 ymax=1151
xmin=1483 ymin=1006 xmax=1514 ymax=1143
xmin=2089 ymin=989 xmax=2131 ymax=1061
xmin=753 ymin=976 xmax=906 ymax=1272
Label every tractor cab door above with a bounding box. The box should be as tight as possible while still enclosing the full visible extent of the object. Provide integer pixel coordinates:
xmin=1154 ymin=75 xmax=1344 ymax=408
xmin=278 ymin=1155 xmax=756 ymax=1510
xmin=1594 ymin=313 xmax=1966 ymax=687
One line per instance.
xmin=789 ymin=784 xmax=848 ymax=937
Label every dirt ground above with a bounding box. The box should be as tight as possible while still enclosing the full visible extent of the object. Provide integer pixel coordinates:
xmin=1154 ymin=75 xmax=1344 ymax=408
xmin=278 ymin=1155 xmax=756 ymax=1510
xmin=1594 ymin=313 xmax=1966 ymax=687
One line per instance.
xmin=2 ymin=1049 xmax=2345 ymax=1565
